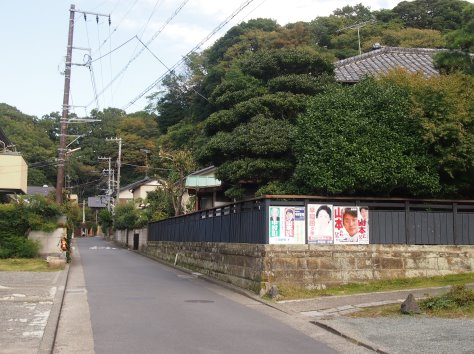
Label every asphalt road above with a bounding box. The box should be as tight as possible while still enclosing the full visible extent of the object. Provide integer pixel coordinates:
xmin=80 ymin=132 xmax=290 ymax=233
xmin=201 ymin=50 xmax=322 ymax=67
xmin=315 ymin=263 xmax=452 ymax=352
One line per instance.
xmin=77 ymin=237 xmax=348 ymax=354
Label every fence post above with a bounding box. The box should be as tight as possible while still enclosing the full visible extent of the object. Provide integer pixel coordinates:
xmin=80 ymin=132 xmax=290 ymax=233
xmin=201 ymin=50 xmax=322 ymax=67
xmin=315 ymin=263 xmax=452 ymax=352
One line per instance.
xmin=453 ymin=202 xmax=458 ymax=245
xmin=405 ymin=201 xmax=411 ymax=244
xmin=264 ymin=198 xmax=270 ymax=244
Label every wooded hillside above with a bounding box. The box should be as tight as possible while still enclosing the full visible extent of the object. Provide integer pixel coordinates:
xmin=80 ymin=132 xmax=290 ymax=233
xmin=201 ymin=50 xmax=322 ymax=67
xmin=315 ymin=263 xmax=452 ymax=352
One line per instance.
xmin=1 ymin=0 xmax=473 ymax=200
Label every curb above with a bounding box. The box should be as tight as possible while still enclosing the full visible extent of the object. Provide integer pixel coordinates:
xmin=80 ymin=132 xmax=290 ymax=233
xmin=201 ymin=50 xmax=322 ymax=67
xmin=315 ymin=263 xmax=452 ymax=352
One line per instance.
xmin=311 ymin=320 xmax=390 ymax=354
xmin=38 ymin=261 xmax=71 ymax=354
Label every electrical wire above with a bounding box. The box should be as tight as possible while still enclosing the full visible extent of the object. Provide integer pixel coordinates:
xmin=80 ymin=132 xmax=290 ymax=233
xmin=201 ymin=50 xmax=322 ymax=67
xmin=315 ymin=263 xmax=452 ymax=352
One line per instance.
xmin=135 ymin=37 xmax=209 ymax=103
xmin=92 ymin=0 xmax=139 ymax=57
xmin=85 ymin=0 xmax=190 ymax=109
xmin=90 ymin=36 xmax=137 ymax=64
xmin=123 ymin=0 xmax=256 ymax=110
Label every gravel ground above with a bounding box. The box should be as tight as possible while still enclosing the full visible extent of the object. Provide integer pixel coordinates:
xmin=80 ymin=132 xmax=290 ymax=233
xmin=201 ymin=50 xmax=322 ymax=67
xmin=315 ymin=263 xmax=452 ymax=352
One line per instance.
xmin=318 ymin=316 xmax=474 ymax=354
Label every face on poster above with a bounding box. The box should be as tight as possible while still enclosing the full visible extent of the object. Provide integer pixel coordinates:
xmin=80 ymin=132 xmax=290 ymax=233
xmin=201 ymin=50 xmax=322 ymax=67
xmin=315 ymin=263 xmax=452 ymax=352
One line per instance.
xmin=269 ymin=206 xmax=305 ymax=244
xmin=333 ymin=206 xmax=369 ymax=244
xmin=307 ymin=204 xmax=334 ymax=244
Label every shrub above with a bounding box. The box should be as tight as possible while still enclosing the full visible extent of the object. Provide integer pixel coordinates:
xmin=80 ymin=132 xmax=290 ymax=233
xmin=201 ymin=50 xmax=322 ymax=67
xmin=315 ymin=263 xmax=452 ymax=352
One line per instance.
xmin=420 ymin=284 xmax=474 ymax=310
xmin=0 ymin=236 xmax=40 ymax=259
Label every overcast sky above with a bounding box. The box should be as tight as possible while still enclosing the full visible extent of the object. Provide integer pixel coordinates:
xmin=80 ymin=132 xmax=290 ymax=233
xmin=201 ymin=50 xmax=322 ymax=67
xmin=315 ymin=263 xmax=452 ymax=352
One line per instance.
xmin=0 ymin=0 xmax=403 ymax=118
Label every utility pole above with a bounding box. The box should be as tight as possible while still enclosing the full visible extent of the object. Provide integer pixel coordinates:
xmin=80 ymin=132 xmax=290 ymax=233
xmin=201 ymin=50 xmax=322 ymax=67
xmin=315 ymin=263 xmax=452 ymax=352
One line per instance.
xmin=55 ymin=5 xmax=110 ymax=204
xmin=141 ymin=149 xmax=151 ymax=177
xmin=106 ymin=137 xmax=122 ymax=206
xmin=99 ymin=156 xmax=112 ymax=211
xmin=56 ymin=4 xmax=75 ymax=204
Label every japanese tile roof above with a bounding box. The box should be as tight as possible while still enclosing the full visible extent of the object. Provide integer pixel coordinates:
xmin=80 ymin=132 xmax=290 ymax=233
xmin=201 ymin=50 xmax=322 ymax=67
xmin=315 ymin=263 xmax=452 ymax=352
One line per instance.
xmin=27 ymin=186 xmax=55 ymax=197
xmin=335 ymin=47 xmax=446 ymax=83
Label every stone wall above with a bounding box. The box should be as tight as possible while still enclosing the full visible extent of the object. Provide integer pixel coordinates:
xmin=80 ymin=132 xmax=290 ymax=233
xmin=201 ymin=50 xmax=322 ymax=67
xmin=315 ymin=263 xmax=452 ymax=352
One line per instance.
xmin=263 ymin=244 xmax=474 ymax=291
xmin=144 ymin=241 xmax=266 ymax=293
xmin=143 ymin=241 xmax=474 ymax=294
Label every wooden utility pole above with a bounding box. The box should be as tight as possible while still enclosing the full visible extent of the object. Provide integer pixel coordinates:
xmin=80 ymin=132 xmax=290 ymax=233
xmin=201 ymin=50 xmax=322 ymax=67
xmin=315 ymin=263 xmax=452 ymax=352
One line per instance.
xmin=56 ymin=4 xmax=76 ymax=204
xmin=56 ymin=5 xmax=110 ymax=204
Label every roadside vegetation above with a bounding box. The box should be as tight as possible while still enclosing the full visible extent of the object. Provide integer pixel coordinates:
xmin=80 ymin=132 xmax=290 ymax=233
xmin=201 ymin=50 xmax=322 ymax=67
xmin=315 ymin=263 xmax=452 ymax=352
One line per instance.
xmin=0 ymin=196 xmax=61 ymax=258
xmin=0 ymin=258 xmax=62 ymax=272
xmin=276 ymin=273 xmax=474 ymax=299
xmin=349 ymin=284 xmax=474 ymax=318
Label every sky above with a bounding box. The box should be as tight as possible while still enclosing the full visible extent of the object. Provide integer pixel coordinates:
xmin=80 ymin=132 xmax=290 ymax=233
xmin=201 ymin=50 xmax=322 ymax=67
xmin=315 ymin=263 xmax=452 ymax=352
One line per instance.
xmin=0 ymin=0 xmax=403 ymax=118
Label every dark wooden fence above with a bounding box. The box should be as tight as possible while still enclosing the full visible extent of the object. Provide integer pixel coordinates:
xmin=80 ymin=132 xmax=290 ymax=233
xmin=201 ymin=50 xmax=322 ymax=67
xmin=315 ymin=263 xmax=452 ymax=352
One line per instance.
xmin=148 ymin=196 xmax=474 ymax=245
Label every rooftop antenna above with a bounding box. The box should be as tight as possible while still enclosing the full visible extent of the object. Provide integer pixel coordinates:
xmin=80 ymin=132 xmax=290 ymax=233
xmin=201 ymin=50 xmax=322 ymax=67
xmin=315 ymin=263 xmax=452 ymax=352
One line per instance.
xmin=337 ymin=19 xmax=376 ymax=56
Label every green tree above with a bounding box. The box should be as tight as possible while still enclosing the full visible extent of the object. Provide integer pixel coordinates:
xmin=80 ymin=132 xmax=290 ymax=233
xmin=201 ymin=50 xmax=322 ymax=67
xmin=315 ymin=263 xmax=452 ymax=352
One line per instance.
xmin=293 ymin=77 xmax=440 ymax=196
xmin=433 ymin=4 xmax=474 ymax=75
xmin=382 ymin=70 xmax=474 ymax=195
xmin=199 ymin=47 xmax=334 ymax=198
xmin=151 ymin=149 xmax=197 ymax=216
xmin=0 ymin=104 xmax=58 ymax=185
xmin=393 ymin=0 xmax=470 ymax=31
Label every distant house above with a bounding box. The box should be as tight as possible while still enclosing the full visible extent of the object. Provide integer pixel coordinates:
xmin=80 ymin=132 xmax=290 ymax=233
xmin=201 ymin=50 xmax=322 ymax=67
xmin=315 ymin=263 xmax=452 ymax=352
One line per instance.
xmin=120 ymin=177 xmax=162 ymax=203
xmin=335 ymin=46 xmax=445 ymax=83
xmin=185 ymin=166 xmax=230 ymax=210
xmin=27 ymin=185 xmax=55 ymax=198
xmin=0 ymin=127 xmax=27 ymax=202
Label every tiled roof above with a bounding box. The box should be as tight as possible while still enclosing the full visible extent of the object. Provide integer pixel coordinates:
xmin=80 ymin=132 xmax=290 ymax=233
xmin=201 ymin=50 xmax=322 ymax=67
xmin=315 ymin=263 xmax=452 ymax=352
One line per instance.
xmin=27 ymin=186 xmax=55 ymax=196
xmin=335 ymin=47 xmax=446 ymax=83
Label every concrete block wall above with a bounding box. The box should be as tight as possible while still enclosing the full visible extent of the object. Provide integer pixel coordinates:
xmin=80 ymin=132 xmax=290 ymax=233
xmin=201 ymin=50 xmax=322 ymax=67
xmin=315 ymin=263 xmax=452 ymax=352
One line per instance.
xmin=114 ymin=228 xmax=148 ymax=250
xmin=143 ymin=241 xmax=474 ymax=294
xmin=28 ymin=228 xmax=67 ymax=257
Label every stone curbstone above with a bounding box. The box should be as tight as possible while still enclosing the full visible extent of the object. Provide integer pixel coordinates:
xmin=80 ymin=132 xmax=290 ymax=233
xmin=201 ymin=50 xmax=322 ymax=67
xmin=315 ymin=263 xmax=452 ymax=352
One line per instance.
xmin=38 ymin=262 xmax=71 ymax=354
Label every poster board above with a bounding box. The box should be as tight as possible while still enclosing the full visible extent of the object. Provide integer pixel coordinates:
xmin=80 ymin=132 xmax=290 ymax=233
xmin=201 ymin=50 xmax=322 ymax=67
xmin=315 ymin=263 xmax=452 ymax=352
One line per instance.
xmin=333 ymin=206 xmax=369 ymax=244
xmin=307 ymin=204 xmax=334 ymax=244
xmin=269 ymin=206 xmax=305 ymax=244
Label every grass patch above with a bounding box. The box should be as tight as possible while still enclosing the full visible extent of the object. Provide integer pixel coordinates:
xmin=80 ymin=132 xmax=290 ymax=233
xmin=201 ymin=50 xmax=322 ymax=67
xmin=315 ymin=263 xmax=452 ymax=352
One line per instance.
xmin=349 ymin=285 xmax=474 ymax=319
xmin=277 ymin=273 xmax=474 ymax=300
xmin=420 ymin=285 xmax=474 ymax=318
xmin=0 ymin=258 xmax=61 ymax=272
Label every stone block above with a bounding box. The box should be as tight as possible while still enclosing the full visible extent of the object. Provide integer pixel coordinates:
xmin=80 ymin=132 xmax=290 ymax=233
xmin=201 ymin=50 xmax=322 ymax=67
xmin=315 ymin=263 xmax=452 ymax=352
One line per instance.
xmin=305 ymin=258 xmax=320 ymax=269
xmin=47 ymin=256 xmax=66 ymax=269
xmin=381 ymin=257 xmax=403 ymax=270
xmin=335 ymin=257 xmax=356 ymax=270
xmin=356 ymin=258 xmax=373 ymax=270
xmin=271 ymin=257 xmax=300 ymax=270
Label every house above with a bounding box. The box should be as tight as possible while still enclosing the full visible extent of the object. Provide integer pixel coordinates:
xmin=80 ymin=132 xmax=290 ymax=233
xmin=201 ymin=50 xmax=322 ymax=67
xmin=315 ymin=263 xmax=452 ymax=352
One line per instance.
xmin=117 ymin=187 xmax=133 ymax=204
xmin=334 ymin=46 xmax=445 ymax=83
xmin=0 ymin=127 xmax=27 ymax=202
xmin=185 ymin=166 xmax=230 ymax=210
xmin=120 ymin=177 xmax=161 ymax=202
xmin=27 ymin=185 xmax=55 ymax=198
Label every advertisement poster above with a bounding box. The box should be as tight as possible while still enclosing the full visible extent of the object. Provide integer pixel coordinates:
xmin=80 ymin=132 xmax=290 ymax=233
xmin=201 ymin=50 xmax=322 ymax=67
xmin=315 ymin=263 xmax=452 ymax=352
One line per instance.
xmin=307 ymin=204 xmax=334 ymax=244
xmin=333 ymin=206 xmax=369 ymax=244
xmin=269 ymin=206 xmax=305 ymax=244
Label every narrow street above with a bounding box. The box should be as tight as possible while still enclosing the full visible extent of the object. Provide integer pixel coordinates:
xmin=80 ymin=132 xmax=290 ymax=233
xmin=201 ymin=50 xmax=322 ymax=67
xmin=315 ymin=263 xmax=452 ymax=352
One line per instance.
xmin=56 ymin=237 xmax=366 ymax=354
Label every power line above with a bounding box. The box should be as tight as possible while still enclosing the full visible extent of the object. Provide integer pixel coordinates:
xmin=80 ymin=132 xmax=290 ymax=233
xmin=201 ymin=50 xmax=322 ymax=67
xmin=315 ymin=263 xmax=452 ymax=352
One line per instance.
xmin=91 ymin=35 xmax=136 ymax=64
xmin=86 ymin=0 xmax=190 ymax=109
xmin=135 ymin=37 xmax=209 ymax=103
xmin=92 ymin=0 xmax=139 ymax=57
xmin=123 ymin=0 xmax=256 ymax=110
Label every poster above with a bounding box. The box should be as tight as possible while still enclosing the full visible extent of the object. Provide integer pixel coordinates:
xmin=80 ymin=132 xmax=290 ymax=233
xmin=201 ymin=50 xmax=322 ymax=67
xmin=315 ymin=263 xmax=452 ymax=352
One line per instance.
xmin=307 ymin=204 xmax=333 ymax=244
xmin=269 ymin=206 xmax=305 ymax=244
xmin=333 ymin=206 xmax=369 ymax=244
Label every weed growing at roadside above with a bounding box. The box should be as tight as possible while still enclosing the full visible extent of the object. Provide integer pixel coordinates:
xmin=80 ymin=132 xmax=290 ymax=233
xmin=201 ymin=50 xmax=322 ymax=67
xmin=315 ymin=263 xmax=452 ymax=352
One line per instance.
xmin=420 ymin=285 xmax=474 ymax=317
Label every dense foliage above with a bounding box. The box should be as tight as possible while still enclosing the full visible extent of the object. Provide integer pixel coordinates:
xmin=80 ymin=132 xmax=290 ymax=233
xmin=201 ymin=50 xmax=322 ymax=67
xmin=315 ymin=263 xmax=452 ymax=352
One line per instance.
xmin=1 ymin=0 xmax=473 ymax=203
xmin=0 ymin=196 xmax=62 ymax=258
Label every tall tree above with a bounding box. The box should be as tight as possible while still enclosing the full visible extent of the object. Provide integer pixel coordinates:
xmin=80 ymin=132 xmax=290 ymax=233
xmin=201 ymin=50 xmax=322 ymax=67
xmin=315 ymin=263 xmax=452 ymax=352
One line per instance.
xmin=393 ymin=0 xmax=470 ymax=31
xmin=199 ymin=46 xmax=334 ymax=198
